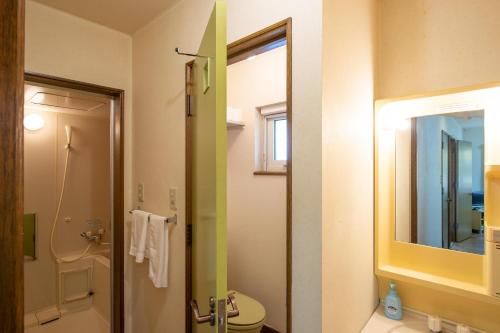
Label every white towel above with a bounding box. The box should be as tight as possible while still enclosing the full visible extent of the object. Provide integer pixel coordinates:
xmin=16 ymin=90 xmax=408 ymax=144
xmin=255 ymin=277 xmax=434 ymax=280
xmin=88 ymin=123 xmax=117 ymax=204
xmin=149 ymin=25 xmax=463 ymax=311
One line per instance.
xmin=129 ymin=210 xmax=150 ymax=263
xmin=147 ymin=214 xmax=169 ymax=288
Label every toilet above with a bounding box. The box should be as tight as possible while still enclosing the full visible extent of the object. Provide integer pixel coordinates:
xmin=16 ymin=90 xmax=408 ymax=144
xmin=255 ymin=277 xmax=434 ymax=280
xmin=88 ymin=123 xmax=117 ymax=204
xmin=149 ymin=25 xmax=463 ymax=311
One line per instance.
xmin=227 ymin=291 xmax=266 ymax=333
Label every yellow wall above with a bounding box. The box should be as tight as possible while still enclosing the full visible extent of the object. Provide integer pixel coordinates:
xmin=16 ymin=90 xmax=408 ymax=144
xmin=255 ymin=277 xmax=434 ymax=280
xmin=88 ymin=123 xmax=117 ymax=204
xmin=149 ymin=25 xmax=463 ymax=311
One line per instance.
xmin=322 ymin=0 xmax=379 ymax=332
xmin=377 ymin=1 xmax=500 ymax=331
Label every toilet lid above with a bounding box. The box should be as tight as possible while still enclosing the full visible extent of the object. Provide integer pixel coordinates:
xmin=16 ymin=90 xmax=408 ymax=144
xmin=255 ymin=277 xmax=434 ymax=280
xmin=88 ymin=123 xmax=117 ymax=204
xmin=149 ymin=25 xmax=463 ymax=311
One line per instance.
xmin=227 ymin=291 xmax=266 ymax=327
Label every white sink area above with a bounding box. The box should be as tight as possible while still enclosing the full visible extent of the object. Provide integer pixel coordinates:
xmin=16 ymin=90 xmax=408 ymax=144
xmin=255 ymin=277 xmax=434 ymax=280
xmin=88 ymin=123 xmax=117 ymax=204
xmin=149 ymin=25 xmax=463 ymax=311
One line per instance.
xmin=362 ymin=306 xmax=429 ymax=333
xmin=362 ymin=304 xmax=486 ymax=333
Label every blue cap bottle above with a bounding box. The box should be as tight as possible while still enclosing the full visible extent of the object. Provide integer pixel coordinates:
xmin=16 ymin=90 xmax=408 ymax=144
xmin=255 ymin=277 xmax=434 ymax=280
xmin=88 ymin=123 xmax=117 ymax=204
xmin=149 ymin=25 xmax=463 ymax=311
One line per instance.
xmin=384 ymin=281 xmax=403 ymax=320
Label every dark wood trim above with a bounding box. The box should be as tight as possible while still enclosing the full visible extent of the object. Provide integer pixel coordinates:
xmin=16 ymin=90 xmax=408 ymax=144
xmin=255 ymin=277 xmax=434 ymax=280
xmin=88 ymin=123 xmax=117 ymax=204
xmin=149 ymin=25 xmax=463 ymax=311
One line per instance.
xmin=0 ymin=1 xmax=25 ymax=332
xmin=261 ymin=324 xmax=281 ymax=333
xmin=185 ymin=60 xmax=194 ymax=333
xmin=111 ymin=88 xmax=125 ymax=333
xmin=227 ymin=21 xmax=287 ymax=66
xmin=25 ymin=71 xmax=124 ymax=97
xmin=410 ymin=118 xmax=418 ymax=243
xmin=253 ymin=171 xmax=287 ymax=176
xmin=23 ymin=73 xmax=125 ymax=333
xmin=185 ymin=19 xmax=293 ymax=333
xmin=448 ymin=136 xmax=458 ymax=244
xmin=284 ymin=20 xmax=293 ymax=333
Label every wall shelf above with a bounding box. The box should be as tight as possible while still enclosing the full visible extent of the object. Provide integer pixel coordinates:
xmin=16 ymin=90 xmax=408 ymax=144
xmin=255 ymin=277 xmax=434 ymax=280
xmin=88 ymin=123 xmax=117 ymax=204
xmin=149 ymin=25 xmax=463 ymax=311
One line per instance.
xmin=377 ymin=264 xmax=500 ymax=305
xmin=227 ymin=120 xmax=244 ymax=128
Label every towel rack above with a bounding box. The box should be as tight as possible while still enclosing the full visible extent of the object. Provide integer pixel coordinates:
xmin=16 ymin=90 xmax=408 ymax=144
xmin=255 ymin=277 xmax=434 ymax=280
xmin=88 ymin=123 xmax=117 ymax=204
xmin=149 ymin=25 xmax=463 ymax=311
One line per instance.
xmin=128 ymin=210 xmax=177 ymax=224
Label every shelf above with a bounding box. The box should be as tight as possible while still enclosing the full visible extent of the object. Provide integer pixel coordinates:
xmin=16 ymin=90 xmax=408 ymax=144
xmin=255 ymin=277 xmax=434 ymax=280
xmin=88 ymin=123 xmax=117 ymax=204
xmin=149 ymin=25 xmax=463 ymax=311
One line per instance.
xmin=485 ymin=165 xmax=500 ymax=178
xmin=227 ymin=120 xmax=244 ymax=128
xmin=377 ymin=264 xmax=500 ymax=305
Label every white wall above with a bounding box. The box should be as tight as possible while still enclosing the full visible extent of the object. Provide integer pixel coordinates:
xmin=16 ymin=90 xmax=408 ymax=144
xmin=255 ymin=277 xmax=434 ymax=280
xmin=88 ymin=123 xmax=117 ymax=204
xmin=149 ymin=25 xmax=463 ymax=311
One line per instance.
xmin=130 ymin=1 xmax=213 ymax=331
xmin=226 ymin=3 xmax=323 ymax=331
xmin=322 ymin=0 xmax=379 ymax=332
xmin=227 ymin=46 xmax=287 ymax=332
xmin=25 ymin=0 xmax=133 ymax=323
xmin=416 ymin=116 xmax=463 ymax=247
xmin=379 ymin=0 xmax=500 ymax=98
xmin=463 ymin=127 xmax=485 ymax=192
xmin=132 ymin=0 xmax=322 ymax=332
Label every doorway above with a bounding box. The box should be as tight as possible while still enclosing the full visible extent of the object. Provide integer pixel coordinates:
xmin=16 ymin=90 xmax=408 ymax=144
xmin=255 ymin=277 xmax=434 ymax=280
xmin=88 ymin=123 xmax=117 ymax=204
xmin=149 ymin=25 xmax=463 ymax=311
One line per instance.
xmin=441 ymin=131 xmax=456 ymax=248
xmin=185 ymin=19 xmax=292 ymax=333
xmin=0 ymin=62 xmax=125 ymax=332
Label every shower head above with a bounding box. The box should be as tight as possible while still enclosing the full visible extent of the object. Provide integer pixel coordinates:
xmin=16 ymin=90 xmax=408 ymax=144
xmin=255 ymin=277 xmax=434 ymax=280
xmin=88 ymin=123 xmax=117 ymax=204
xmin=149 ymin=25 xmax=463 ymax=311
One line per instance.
xmin=65 ymin=125 xmax=72 ymax=148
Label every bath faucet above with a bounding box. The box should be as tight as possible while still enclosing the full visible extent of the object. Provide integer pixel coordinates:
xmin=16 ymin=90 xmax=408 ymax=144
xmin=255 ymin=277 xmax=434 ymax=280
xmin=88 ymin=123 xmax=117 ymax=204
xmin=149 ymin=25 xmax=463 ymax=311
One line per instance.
xmin=80 ymin=229 xmax=105 ymax=244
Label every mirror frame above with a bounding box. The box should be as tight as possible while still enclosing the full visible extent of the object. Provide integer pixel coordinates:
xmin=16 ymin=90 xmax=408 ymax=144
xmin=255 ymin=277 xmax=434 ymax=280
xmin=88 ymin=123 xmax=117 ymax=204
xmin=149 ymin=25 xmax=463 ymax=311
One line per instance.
xmin=374 ymin=82 xmax=500 ymax=304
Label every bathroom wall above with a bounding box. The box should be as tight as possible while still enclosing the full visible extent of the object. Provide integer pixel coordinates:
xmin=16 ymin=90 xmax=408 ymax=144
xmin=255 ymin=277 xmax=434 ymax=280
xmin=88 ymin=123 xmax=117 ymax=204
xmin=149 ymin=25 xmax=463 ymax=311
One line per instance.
xmin=132 ymin=0 xmax=322 ymax=332
xmin=322 ymin=0 xmax=379 ymax=332
xmin=379 ymin=0 xmax=500 ymax=99
xmin=24 ymin=107 xmax=110 ymax=312
xmin=25 ymin=0 xmax=133 ymax=320
xmin=227 ymin=46 xmax=287 ymax=332
xmin=463 ymin=127 xmax=485 ymax=192
xmin=378 ymin=0 xmax=500 ymax=331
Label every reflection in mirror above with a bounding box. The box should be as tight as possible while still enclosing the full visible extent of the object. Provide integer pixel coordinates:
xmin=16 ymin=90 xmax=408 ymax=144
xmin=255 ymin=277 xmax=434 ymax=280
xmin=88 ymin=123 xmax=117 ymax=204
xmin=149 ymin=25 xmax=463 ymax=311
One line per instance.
xmin=395 ymin=111 xmax=485 ymax=255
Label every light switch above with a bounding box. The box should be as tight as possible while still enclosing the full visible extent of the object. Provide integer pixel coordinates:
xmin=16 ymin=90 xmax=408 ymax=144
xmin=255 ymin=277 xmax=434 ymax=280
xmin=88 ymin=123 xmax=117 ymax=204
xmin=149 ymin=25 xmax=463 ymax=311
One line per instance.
xmin=169 ymin=187 xmax=177 ymax=210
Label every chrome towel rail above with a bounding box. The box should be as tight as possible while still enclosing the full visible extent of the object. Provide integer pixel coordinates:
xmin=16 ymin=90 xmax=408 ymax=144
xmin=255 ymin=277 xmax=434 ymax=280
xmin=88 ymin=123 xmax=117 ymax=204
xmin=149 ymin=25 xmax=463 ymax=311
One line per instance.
xmin=128 ymin=210 xmax=177 ymax=225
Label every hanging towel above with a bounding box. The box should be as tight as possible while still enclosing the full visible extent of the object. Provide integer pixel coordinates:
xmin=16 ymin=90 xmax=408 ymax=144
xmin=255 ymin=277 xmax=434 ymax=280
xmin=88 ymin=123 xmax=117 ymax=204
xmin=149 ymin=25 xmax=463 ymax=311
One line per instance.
xmin=129 ymin=210 xmax=150 ymax=263
xmin=147 ymin=214 xmax=169 ymax=288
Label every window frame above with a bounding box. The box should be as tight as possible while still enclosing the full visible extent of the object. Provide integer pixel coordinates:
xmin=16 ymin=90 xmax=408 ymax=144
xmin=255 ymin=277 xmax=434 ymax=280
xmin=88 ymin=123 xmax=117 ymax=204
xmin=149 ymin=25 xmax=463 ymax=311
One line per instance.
xmin=264 ymin=112 xmax=287 ymax=172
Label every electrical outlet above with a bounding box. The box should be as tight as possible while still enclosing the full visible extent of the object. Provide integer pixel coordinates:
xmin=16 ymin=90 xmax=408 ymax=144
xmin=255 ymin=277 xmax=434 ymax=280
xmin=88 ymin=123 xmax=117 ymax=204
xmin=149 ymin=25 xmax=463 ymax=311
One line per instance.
xmin=169 ymin=187 xmax=177 ymax=210
xmin=138 ymin=183 xmax=144 ymax=203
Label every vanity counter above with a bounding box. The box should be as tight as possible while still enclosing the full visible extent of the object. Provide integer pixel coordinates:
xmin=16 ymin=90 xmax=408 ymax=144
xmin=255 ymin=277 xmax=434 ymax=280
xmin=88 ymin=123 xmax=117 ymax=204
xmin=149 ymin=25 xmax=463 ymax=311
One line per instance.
xmin=362 ymin=305 xmax=428 ymax=333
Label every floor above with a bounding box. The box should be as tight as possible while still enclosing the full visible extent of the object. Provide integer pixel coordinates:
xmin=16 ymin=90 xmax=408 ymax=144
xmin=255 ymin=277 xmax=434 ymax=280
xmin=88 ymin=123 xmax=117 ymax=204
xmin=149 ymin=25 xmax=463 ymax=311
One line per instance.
xmin=450 ymin=233 xmax=484 ymax=255
xmin=25 ymin=308 xmax=109 ymax=333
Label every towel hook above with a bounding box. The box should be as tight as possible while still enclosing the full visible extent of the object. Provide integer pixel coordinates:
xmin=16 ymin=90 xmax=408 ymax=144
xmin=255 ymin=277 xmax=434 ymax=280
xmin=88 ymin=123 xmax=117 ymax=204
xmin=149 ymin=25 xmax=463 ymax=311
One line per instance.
xmin=175 ymin=47 xmax=209 ymax=58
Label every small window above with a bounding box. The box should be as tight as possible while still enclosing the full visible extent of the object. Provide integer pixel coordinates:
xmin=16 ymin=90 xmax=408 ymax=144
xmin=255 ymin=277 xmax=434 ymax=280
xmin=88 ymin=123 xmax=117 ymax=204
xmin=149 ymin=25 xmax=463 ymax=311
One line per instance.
xmin=256 ymin=102 xmax=287 ymax=172
xmin=265 ymin=113 xmax=287 ymax=171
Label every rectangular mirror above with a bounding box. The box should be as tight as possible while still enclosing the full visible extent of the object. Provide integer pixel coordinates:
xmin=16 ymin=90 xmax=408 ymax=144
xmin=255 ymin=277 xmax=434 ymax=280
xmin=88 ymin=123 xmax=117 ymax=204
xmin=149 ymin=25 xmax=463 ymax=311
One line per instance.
xmin=395 ymin=111 xmax=485 ymax=255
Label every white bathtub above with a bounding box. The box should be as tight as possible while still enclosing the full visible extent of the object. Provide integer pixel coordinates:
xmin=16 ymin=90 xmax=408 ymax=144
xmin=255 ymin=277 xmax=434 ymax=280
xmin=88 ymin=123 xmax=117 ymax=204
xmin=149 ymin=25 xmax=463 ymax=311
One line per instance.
xmin=56 ymin=253 xmax=110 ymax=321
xmin=25 ymin=253 xmax=111 ymax=331
xmin=91 ymin=254 xmax=110 ymax=322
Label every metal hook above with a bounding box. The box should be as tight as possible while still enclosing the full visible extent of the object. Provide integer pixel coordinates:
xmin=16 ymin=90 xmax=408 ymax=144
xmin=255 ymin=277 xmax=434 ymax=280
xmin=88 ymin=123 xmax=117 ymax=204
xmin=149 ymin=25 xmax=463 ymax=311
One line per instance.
xmin=175 ymin=47 xmax=209 ymax=58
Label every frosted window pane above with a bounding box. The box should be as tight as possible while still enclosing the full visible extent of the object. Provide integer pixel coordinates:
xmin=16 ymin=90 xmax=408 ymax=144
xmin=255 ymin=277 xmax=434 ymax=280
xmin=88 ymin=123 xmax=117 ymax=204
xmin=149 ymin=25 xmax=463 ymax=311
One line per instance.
xmin=274 ymin=119 xmax=287 ymax=160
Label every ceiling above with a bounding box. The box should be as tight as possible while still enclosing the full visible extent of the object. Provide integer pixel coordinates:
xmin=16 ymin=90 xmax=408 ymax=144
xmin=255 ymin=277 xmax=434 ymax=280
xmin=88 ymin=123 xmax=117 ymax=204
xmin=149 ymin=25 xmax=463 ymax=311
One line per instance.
xmin=32 ymin=0 xmax=180 ymax=34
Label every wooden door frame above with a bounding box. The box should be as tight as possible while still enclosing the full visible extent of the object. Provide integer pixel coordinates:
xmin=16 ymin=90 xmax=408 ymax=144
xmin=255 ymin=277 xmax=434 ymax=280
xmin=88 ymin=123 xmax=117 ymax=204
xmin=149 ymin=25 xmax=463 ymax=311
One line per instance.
xmin=448 ymin=136 xmax=458 ymax=243
xmin=410 ymin=118 xmax=418 ymax=243
xmin=0 ymin=1 xmax=25 ymax=331
xmin=185 ymin=18 xmax=292 ymax=333
xmin=441 ymin=131 xmax=451 ymax=249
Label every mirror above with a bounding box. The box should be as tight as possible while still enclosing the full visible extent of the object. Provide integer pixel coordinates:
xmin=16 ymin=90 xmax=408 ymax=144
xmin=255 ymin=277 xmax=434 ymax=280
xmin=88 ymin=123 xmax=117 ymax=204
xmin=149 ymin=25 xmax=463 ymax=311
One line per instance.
xmin=395 ymin=111 xmax=485 ymax=255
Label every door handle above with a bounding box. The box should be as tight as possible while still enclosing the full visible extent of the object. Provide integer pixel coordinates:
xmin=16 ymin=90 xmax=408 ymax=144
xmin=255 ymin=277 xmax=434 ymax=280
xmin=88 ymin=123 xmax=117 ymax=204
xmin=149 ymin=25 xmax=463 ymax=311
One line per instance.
xmin=227 ymin=293 xmax=240 ymax=318
xmin=191 ymin=297 xmax=216 ymax=326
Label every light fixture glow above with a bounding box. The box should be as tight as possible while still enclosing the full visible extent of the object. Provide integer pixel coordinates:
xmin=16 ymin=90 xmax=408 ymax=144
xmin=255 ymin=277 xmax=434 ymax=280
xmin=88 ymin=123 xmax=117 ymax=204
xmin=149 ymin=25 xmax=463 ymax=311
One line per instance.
xmin=24 ymin=114 xmax=45 ymax=131
xmin=379 ymin=113 xmax=410 ymax=131
xmin=246 ymin=55 xmax=257 ymax=61
xmin=30 ymin=93 xmax=45 ymax=104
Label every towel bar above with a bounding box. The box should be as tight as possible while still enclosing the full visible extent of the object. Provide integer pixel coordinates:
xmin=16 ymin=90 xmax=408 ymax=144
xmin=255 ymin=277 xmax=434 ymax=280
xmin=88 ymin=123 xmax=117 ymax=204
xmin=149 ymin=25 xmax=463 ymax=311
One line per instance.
xmin=128 ymin=210 xmax=177 ymax=224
